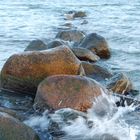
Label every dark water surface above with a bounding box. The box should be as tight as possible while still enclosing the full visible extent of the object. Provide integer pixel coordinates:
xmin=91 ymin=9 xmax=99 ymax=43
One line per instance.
xmin=0 ymin=0 xmax=140 ymax=140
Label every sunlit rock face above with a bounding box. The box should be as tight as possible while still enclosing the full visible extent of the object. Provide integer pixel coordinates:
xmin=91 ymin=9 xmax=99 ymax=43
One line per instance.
xmin=79 ymin=33 xmax=111 ymax=59
xmin=34 ymin=75 xmax=104 ymax=112
xmin=1 ymin=46 xmax=84 ymax=94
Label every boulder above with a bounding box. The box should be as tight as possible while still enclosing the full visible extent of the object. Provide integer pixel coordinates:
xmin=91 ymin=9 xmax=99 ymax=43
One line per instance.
xmin=78 ymin=33 xmax=111 ymax=59
xmin=81 ymin=61 xmax=112 ymax=82
xmin=107 ymin=73 xmax=133 ymax=94
xmin=47 ymin=40 xmax=65 ymax=49
xmin=56 ymin=30 xmax=85 ymax=43
xmin=73 ymin=11 xmax=87 ymax=18
xmin=34 ymin=75 xmax=104 ymax=112
xmin=0 ymin=112 xmax=39 ymax=140
xmin=71 ymin=47 xmax=100 ymax=62
xmin=24 ymin=39 xmax=47 ymax=51
xmin=1 ymin=46 xmax=84 ymax=94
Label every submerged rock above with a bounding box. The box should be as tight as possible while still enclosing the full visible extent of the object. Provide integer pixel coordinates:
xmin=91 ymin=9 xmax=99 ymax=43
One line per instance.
xmin=48 ymin=108 xmax=86 ymax=137
xmin=24 ymin=39 xmax=47 ymax=51
xmin=64 ymin=11 xmax=87 ymax=20
xmin=79 ymin=33 xmax=111 ymax=59
xmin=93 ymin=133 xmax=119 ymax=140
xmin=107 ymin=73 xmax=133 ymax=94
xmin=1 ymin=46 xmax=84 ymax=94
xmin=0 ymin=112 xmax=40 ymax=140
xmin=81 ymin=61 xmax=112 ymax=82
xmin=56 ymin=30 xmax=85 ymax=43
xmin=34 ymin=75 xmax=103 ymax=112
xmin=73 ymin=11 xmax=87 ymax=18
xmin=71 ymin=47 xmax=100 ymax=62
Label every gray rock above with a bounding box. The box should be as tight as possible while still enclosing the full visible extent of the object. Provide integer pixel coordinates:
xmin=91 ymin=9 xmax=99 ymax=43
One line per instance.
xmin=56 ymin=30 xmax=85 ymax=43
xmin=47 ymin=40 xmax=65 ymax=49
xmin=48 ymin=108 xmax=86 ymax=138
xmin=81 ymin=61 xmax=113 ymax=82
xmin=25 ymin=39 xmax=47 ymax=51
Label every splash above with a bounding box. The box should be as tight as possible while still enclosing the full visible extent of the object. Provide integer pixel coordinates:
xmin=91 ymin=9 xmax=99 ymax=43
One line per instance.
xmin=24 ymin=91 xmax=139 ymax=140
xmin=61 ymin=92 xmax=138 ymax=140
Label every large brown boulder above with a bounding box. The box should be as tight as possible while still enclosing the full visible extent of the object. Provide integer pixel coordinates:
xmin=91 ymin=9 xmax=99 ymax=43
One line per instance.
xmin=71 ymin=47 xmax=100 ymax=62
xmin=0 ymin=112 xmax=40 ymax=140
xmin=78 ymin=33 xmax=111 ymax=59
xmin=81 ymin=61 xmax=112 ymax=82
xmin=107 ymin=73 xmax=133 ymax=94
xmin=34 ymin=75 xmax=104 ymax=112
xmin=1 ymin=46 xmax=84 ymax=94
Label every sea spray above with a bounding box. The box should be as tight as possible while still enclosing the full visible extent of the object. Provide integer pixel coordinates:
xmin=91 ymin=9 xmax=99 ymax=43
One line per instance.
xmin=24 ymin=92 xmax=139 ymax=140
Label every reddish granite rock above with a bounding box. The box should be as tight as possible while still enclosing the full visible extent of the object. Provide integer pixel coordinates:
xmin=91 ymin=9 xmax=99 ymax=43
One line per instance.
xmin=34 ymin=75 xmax=104 ymax=112
xmin=1 ymin=46 xmax=84 ymax=94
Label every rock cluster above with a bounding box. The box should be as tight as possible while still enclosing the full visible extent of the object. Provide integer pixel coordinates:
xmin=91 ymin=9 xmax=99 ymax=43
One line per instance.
xmin=0 ymin=10 xmax=136 ymax=140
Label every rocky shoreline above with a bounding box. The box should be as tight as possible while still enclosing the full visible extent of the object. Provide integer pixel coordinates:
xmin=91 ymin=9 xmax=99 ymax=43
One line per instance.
xmin=0 ymin=10 xmax=139 ymax=140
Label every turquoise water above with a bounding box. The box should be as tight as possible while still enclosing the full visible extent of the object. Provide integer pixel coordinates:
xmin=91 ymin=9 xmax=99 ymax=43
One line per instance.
xmin=0 ymin=0 xmax=140 ymax=139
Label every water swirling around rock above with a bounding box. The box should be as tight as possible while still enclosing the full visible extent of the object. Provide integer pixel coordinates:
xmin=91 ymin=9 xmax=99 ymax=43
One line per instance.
xmin=24 ymin=92 xmax=140 ymax=140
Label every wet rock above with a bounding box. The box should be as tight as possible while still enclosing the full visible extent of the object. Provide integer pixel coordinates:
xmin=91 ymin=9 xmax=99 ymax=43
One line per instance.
xmin=56 ymin=30 xmax=85 ymax=43
xmin=81 ymin=61 xmax=112 ymax=82
xmin=1 ymin=46 xmax=84 ymax=94
xmin=73 ymin=11 xmax=87 ymax=18
xmin=24 ymin=39 xmax=47 ymax=51
xmin=50 ymin=108 xmax=86 ymax=123
xmin=107 ymin=73 xmax=133 ymax=94
xmin=47 ymin=40 xmax=65 ymax=49
xmin=48 ymin=108 xmax=86 ymax=137
xmin=0 ymin=107 xmax=23 ymax=120
xmin=0 ymin=112 xmax=40 ymax=140
xmin=64 ymin=11 xmax=87 ymax=20
xmin=34 ymin=75 xmax=103 ymax=112
xmin=79 ymin=33 xmax=111 ymax=59
xmin=93 ymin=133 xmax=119 ymax=140
xmin=54 ymin=133 xmax=119 ymax=140
xmin=71 ymin=47 xmax=100 ymax=62
xmin=113 ymin=93 xmax=140 ymax=107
